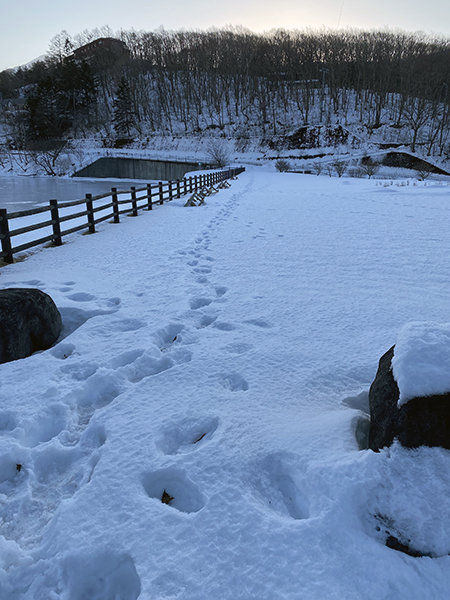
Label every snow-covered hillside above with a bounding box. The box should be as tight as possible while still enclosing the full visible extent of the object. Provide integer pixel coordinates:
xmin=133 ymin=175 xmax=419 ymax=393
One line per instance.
xmin=0 ymin=169 xmax=449 ymax=598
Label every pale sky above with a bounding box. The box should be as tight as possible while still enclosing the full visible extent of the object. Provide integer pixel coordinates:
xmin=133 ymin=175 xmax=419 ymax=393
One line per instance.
xmin=0 ymin=0 xmax=449 ymax=72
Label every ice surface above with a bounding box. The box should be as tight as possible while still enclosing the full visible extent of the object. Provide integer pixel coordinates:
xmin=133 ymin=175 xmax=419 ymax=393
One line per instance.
xmin=0 ymin=169 xmax=449 ymax=599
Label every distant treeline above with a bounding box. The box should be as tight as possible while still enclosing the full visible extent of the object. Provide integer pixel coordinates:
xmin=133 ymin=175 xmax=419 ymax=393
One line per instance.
xmin=0 ymin=27 xmax=449 ymax=155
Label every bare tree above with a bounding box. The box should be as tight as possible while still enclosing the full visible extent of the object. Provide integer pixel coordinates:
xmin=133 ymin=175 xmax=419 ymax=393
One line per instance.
xmin=47 ymin=30 xmax=73 ymax=64
xmin=332 ymin=159 xmax=347 ymax=177
xmin=415 ymin=164 xmax=432 ymax=180
xmin=275 ymin=159 xmax=291 ymax=172
xmin=360 ymin=157 xmax=381 ymax=178
xmin=404 ymin=97 xmax=432 ymax=153
xmin=312 ymin=162 xmax=323 ymax=175
xmin=206 ymin=139 xmax=230 ymax=167
xmin=30 ymin=143 xmax=67 ymax=176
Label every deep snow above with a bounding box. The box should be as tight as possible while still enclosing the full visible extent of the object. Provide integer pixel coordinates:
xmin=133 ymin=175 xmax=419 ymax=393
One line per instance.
xmin=0 ymin=169 xmax=449 ymax=599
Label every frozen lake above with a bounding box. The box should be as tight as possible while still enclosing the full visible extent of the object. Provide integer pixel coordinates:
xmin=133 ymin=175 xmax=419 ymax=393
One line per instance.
xmin=0 ymin=176 xmax=149 ymax=213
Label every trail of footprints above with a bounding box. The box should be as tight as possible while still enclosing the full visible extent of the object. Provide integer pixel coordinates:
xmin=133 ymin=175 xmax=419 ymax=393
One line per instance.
xmin=144 ymin=189 xmax=316 ymax=523
xmin=0 ymin=187 xmax=312 ymax=596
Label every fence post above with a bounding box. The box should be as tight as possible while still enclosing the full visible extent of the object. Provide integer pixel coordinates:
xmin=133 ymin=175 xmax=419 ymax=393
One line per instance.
xmin=0 ymin=208 xmax=13 ymax=264
xmin=146 ymin=184 xmax=152 ymax=210
xmin=111 ymin=187 xmax=120 ymax=222
xmin=176 ymin=179 xmax=180 ymax=198
xmin=49 ymin=199 xmax=62 ymax=246
xmin=183 ymin=178 xmax=187 ymax=195
xmin=169 ymin=181 xmax=173 ymax=201
xmin=189 ymin=177 xmax=193 ymax=193
xmin=159 ymin=181 xmax=164 ymax=204
xmin=130 ymin=186 xmax=138 ymax=216
xmin=85 ymin=193 xmax=95 ymax=233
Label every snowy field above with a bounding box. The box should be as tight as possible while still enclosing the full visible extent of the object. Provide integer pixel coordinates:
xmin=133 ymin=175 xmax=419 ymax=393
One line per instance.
xmin=0 ymin=169 xmax=449 ymax=599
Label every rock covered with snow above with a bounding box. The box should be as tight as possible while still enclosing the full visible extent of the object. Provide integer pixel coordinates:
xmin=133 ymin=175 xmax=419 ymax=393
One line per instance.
xmin=392 ymin=321 xmax=450 ymax=406
xmin=0 ymin=288 xmax=62 ymax=363
xmin=369 ymin=323 xmax=450 ymax=450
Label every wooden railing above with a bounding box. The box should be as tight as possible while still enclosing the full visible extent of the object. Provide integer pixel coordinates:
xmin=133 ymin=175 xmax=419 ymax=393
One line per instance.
xmin=0 ymin=167 xmax=245 ymax=264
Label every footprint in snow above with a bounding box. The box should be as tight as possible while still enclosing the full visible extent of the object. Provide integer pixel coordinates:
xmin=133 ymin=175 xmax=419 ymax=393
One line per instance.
xmin=59 ymin=361 xmax=98 ymax=382
xmin=125 ymin=348 xmax=192 ymax=384
xmin=0 ymin=420 xmax=106 ymax=552
xmin=62 ymin=550 xmax=141 ymax=600
xmin=22 ymin=279 xmax=44 ymax=286
xmin=244 ymin=318 xmax=273 ymax=329
xmin=218 ymin=372 xmax=249 ymax=391
xmin=190 ymin=297 xmax=213 ymax=310
xmin=213 ymin=321 xmax=236 ymax=331
xmin=153 ymin=322 xmax=184 ymax=350
xmin=195 ymin=314 xmax=217 ymax=329
xmin=156 ymin=416 xmax=219 ymax=455
xmin=0 ymin=410 xmax=18 ymax=432
xmin=109 ymin=348 xmax=145 ymax=369
xmin=74 ymin=370 xmax=124 ymax=409
xmin=67 ymin=292 xmax=96 ymax=302
xmin=109 ymin=317 xmax=146 ymax=332
xmin=251 ymin=452 xmax=309 ymax=520
xmin=215 ymin=286 xmax=228 ymax=298
xmin=106 ymin=297 xmax=121 ymax=307
xmin=21 ymin=403 xmax=69 ymax=448
xmin=142 ymin=467 xmax=205 ymax=513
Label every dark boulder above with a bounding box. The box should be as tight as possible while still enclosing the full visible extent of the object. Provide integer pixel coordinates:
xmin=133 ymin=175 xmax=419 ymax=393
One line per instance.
xmin=0 ymin=288 xmax=62 ymax=364
xmin=368 ymin=346 xmax=450 ymax=451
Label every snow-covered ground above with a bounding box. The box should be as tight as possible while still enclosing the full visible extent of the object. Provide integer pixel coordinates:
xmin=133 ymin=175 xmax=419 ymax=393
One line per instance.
xmin=0 ymin=169 xmax=449 ymax=599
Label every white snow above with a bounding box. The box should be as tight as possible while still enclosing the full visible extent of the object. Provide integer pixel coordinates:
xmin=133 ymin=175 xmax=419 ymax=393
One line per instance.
xmin=392 ymin=322 xmax=450 ymax=406
xmin=0 ymin=168 xmax=450 ymax=598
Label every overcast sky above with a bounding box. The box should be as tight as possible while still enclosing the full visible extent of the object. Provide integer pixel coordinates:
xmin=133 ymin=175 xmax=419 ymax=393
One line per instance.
xmin=0 ymin=0 xmax=449 ymax=71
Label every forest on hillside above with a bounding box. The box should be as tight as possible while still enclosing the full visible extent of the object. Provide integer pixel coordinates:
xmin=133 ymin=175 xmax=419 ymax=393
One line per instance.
xmin=0 ymin=26 xmax=449 ymax=157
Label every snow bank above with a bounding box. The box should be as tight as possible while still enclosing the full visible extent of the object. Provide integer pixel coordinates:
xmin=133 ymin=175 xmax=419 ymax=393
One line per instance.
xmin=392 ymin=322 xmax=450 ymax=406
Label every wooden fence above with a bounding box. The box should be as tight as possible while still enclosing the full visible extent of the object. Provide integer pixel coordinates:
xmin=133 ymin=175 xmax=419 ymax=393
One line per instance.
xmin=0 ymin=167 xmax=245 ymax=264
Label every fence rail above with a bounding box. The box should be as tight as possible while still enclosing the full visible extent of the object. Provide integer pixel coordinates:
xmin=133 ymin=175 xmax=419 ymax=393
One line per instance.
xmin=0 ymin=167 xmax=245 ymax=264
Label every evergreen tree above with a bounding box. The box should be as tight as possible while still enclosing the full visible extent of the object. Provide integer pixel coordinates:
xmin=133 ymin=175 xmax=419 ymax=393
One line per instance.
xmin=113 ymin=76 xmax=135 ymax=137
xmin=25 ymin=59 xmax=97 ymax=140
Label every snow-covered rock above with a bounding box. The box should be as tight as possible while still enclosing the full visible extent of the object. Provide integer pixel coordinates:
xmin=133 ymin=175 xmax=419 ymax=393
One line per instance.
xmin=369 ymin=329 xmax=450 ymax=451
xmin=0 ymin=288 xmax=62 ymax=363
xmin=392 ymin=321 xmax=450 ymax=406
